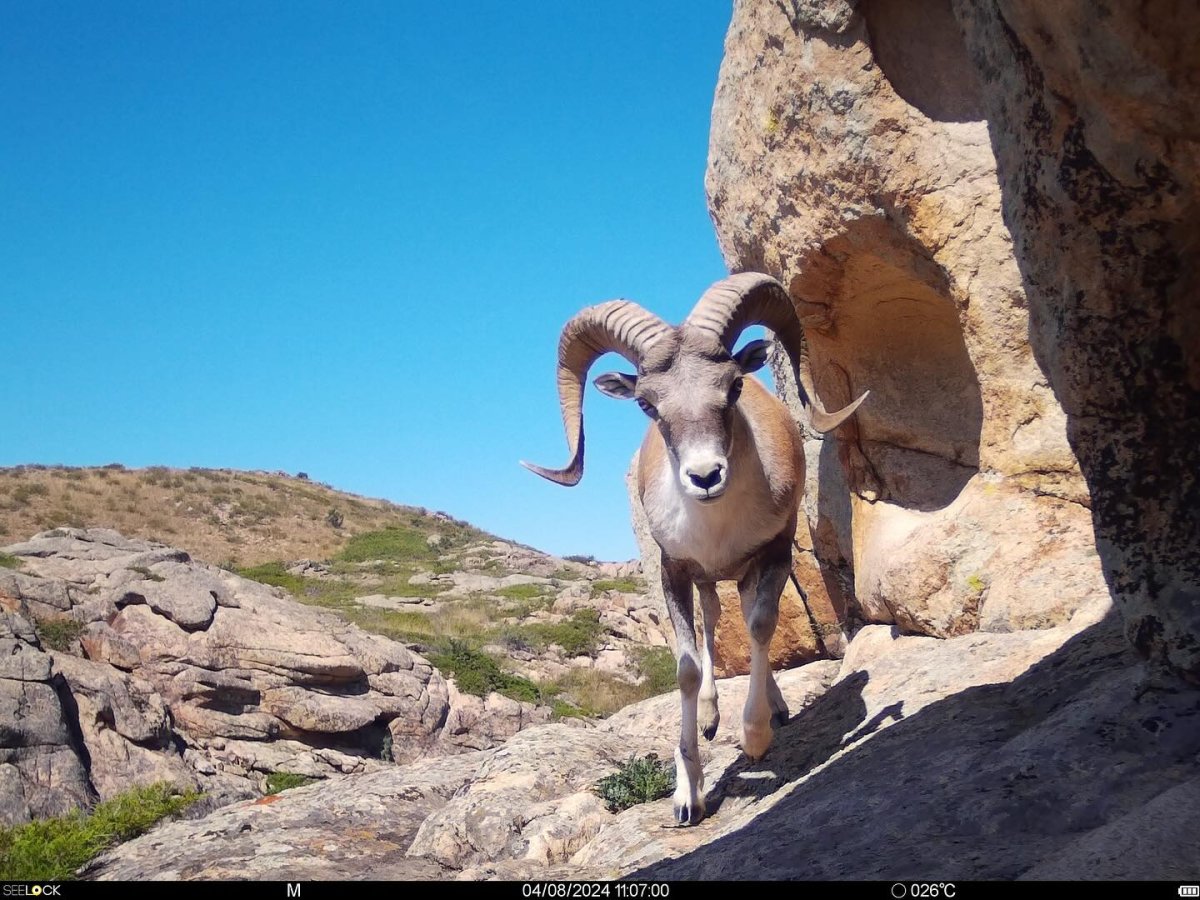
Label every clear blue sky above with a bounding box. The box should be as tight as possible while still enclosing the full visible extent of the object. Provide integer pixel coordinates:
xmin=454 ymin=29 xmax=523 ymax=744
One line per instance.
xmin=1 ymin=2 xmax=737 ymax=561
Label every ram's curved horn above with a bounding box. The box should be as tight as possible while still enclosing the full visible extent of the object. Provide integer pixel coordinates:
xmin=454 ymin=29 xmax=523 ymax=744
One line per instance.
xmin=684 ymin=272 xmax=868 ymax=432
xmin=522 ymin=300 xmax=672 ymax=486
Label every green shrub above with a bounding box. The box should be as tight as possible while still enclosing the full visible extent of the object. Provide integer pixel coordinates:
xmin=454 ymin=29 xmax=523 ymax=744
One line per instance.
xmin=494 ymin=583 xmax=548 ymax=602
xmin=0 ymin=552 xmax=20 ymax=570
xmin=35 ymin=617 xmax=84 ymax=652
xmin=0 ymin=782 xmax=199 ymax=880
xmin=428 ymin=639 xmax=542 ymax=704
xmin=516 ymin=608 xmax=606 ymax=658
xmin=633 ymin=646 xmax=677 ymax=696
xmin=591 ymin=577 xmax=642 ymax=596
xmin=338 ymin=525 xmax=433 ymax=562
xmin=236 ymin=561 xmax=306 ymax=595
xmin=264 ymin=772 xmax=315 ymax=795
xmin=593 ymin=754 xmax=675 ymax=813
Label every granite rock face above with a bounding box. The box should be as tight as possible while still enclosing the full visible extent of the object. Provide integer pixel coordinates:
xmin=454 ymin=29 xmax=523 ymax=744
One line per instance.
xmin=0 ymin=528 xmax=553 ymax=823
xmin=949 ymin=0 xmax=1200 ymax=681
xmin=86 ymin=606 xmax=1200 ymax=880
xmin=648 ymin=0 xmax=1121 ymax=671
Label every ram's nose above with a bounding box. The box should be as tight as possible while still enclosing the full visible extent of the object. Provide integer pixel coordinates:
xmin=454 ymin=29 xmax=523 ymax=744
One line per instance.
xmin=686 ymin=464 xmax=724 ymax=490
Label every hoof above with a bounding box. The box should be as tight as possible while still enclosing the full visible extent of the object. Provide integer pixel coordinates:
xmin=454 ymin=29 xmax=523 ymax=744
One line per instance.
xmin=771 ymin=709 xmax=789 ymax=728
xmin=701 ymin=721 xmax=719 ymax=741
xmin=742 ymin=720 xmax=773 ymax=761
xmin=673 ymin=798 xmax=706 ymax=825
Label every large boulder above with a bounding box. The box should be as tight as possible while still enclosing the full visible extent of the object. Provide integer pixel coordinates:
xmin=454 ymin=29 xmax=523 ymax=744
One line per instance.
xmin=0 ymin=528 xmax=459 ymax=822
xmin=949 ymin=0 xmax=1200 ymax=680
xmin=674 ymin=0 xmax=1117 ymax=671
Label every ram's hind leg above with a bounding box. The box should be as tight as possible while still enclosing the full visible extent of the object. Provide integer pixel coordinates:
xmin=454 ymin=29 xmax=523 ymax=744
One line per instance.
xmin=738 ymin=533 xmax=791 ymax=762
xmin=696 ymin=582 xmax=721 ymax=741
xmin=662 ymin=557 xmax=705 ymax=824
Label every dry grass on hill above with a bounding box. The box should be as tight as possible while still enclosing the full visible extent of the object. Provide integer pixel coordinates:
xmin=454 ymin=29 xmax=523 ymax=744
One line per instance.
xmin=0 ymin=464 xmax=474 ymax=568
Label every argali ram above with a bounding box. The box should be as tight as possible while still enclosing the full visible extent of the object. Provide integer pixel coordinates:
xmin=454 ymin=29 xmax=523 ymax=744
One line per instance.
xmin=523 ymin=272 xmax=869 ymax=825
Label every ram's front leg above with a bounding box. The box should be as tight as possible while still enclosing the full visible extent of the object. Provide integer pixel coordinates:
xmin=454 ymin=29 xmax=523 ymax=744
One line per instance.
xmin=738 ymin=532 xmax=791 ymax=761
xmin=662 ymin=556 xmax=705 ymax=824
xmin=696 ymin=582 xmax=721 ymax=741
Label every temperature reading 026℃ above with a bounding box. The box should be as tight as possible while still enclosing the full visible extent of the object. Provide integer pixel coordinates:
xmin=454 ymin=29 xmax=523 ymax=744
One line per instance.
xmin=892 ymin=884 xmax=957 ymax=899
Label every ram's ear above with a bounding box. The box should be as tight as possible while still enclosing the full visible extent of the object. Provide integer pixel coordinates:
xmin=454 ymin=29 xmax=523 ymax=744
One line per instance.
xmin=594 ymin=372 xmax=638 ymax=399
xmin=733 ymin=339 xmax=772 ymax=374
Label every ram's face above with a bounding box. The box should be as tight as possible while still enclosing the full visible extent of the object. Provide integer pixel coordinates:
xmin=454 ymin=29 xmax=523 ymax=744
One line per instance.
xmin=594 ymin=339 xmax=770 ymax=503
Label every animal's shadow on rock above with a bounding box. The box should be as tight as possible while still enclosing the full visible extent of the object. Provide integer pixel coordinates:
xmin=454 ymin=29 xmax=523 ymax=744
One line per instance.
xmin=637 ymin=612 xmax=1200 ymax=880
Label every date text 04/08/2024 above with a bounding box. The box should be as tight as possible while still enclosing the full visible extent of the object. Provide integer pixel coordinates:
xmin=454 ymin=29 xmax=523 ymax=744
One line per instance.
xmin=521 ymin=884 xmax=669 ymax=898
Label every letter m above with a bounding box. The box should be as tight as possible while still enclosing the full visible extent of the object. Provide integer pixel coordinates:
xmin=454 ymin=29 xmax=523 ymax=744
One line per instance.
xmin=287 ymin=885 xmax=301 ymax=898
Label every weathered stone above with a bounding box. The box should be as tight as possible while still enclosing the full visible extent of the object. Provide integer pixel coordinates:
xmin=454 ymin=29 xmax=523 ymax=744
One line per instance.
xmin=949 ymin=0 xmax=1200 ymax=680
xmin=262 ymin=686 xmax=382 ymax=734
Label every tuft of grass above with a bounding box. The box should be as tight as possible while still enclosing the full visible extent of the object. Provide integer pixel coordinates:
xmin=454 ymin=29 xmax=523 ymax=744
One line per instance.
xmin=594 ymin=754 xmax=675 ymax=813
xmin=0 ymin=782 xmax=200 ymax=881
xmin=494 ymin=582 xmax=548 ymax=602
xmin=428 ymin=638 xmax=542 ymax=704
xmin=128 ymin=565 xmax=164 ymax=582
xmin=509 ymin=608 xmax=606 ymax=659
xmin=236 ymin=561 xmax=306 ymax=595
xmin=264 ymin=772 xmax=316 ymax=795
xmin=34 ymin=617 xmax=84 ymax=652
xmin=965 ymin=573 xmax=986 ymax=594
xmin=591 ymin=577 xmax=642 ymax=596
xmin=0 ymin=552 xmax=21 ymax=570
xmin=550 ymin=668 xmax=648 ymax=719
xmin=338 ymin=525 xmax=433 ymax=562
xmin=633 ymin=646 xmax=677 ymax=696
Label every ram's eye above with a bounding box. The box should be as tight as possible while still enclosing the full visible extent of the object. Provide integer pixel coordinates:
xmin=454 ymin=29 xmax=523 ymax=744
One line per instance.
xmin=636 ymin=398 xmax=658 ymax=419
xmin=728 ymin=378 xmax=744 ymax=403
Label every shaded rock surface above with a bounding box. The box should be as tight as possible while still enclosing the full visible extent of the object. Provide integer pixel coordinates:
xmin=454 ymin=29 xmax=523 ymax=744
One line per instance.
xmin=950 ymin=0 xmax=1200 ymax=681
xmin=86 ymin=607 xmax=1200 ymax=880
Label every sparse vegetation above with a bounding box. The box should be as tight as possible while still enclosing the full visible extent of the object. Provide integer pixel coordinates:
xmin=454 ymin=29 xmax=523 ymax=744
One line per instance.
xmin=509 ymin=608 xmax=606 ymax=659
xmin=264 ymin=772 xmax=316 ymax=795
xmin=591 ymin=577 xmax=642 ymax=596
xmin=10 ymin=483 xmax=49 ymax=507
xmin=633 ymin=646 xmax=677 ymax=696
xmin=594 ymin=754 xmax=675 ymax=813
xmin=966 ymin=573 xmax=986 ymax=594
xmin=0 ymin=782 xmax=200 ymax=880
xmin=129 ymin=565 xmax=164 ymax=582
xmin=551 ymin=668 xmax=650 ymax=718
xmin=34 ymin=617 xmax=84 ymax=652
xmin=325 ymin=508 xmax=344 ymax=529
xmin=428 ymin=638 xmax=542 ymax=704
xmin=236 ymin=561 xmax=306 ymax=595
xmin=0 ymin=552 xmax=20 ymax=570
xmin=494 ymin=582 xmax=549 ymax=602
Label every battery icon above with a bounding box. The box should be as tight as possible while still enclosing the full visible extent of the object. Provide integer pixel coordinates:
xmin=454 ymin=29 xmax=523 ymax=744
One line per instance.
xmin=1179 ymin=887 xmax=1199 ymax=897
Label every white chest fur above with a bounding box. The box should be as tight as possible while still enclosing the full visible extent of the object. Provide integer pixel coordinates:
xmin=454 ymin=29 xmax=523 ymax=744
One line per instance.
xmin=644 ymin=462 xmax=786 ymax=581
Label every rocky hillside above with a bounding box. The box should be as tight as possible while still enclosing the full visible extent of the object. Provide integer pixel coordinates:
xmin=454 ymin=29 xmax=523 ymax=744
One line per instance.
xmin=0 ymin=464 xmax=493 ymax=567
xmin=0 ymin=527 xmax=672 ymax=829
xmin=83 ymin=600 xmax=1200 ymax=880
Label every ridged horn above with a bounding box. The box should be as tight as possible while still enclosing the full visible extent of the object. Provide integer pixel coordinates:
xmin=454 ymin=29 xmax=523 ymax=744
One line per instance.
xmin=685 ymin=272 xmax=869 ymax=433
xmin=522 ymin=300 xmax=673 ymax=486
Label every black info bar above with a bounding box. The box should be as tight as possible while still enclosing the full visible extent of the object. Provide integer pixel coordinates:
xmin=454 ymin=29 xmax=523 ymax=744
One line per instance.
xmin=2 ymin=882 xmax=1197 ymax=900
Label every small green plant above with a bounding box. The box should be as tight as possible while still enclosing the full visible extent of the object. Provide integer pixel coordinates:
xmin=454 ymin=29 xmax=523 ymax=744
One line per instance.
xmin=593 ymin=754 xmax=675 ymax=813
xmin=0 ymin=782 xmax=199 ymax=880
xmin=965 ymin=573 xmax=986 ymax=594
xmin=494 ymin=582 xmax=548 ymax=602
xmin=0 ymin=552 xmax=20 ymax=570
xmin=633 ymin=646 xmax=677 ymax=696
xmin=236 ymin=561 xmax=306 ymax=595
xmin=429 ymin=638 xmax=542 ymax=703
xmin=516 ymin=608 xmax=606 ymax=658
xmin=264 ymin=772 xmax=316 ymax=795
xmin=591 ymin=577 xmax=642 ymax=596
xmin=34 ymin=617 xmax=84 ymax=652
xmin=128 ymin=566 xmax=164 ymax=582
